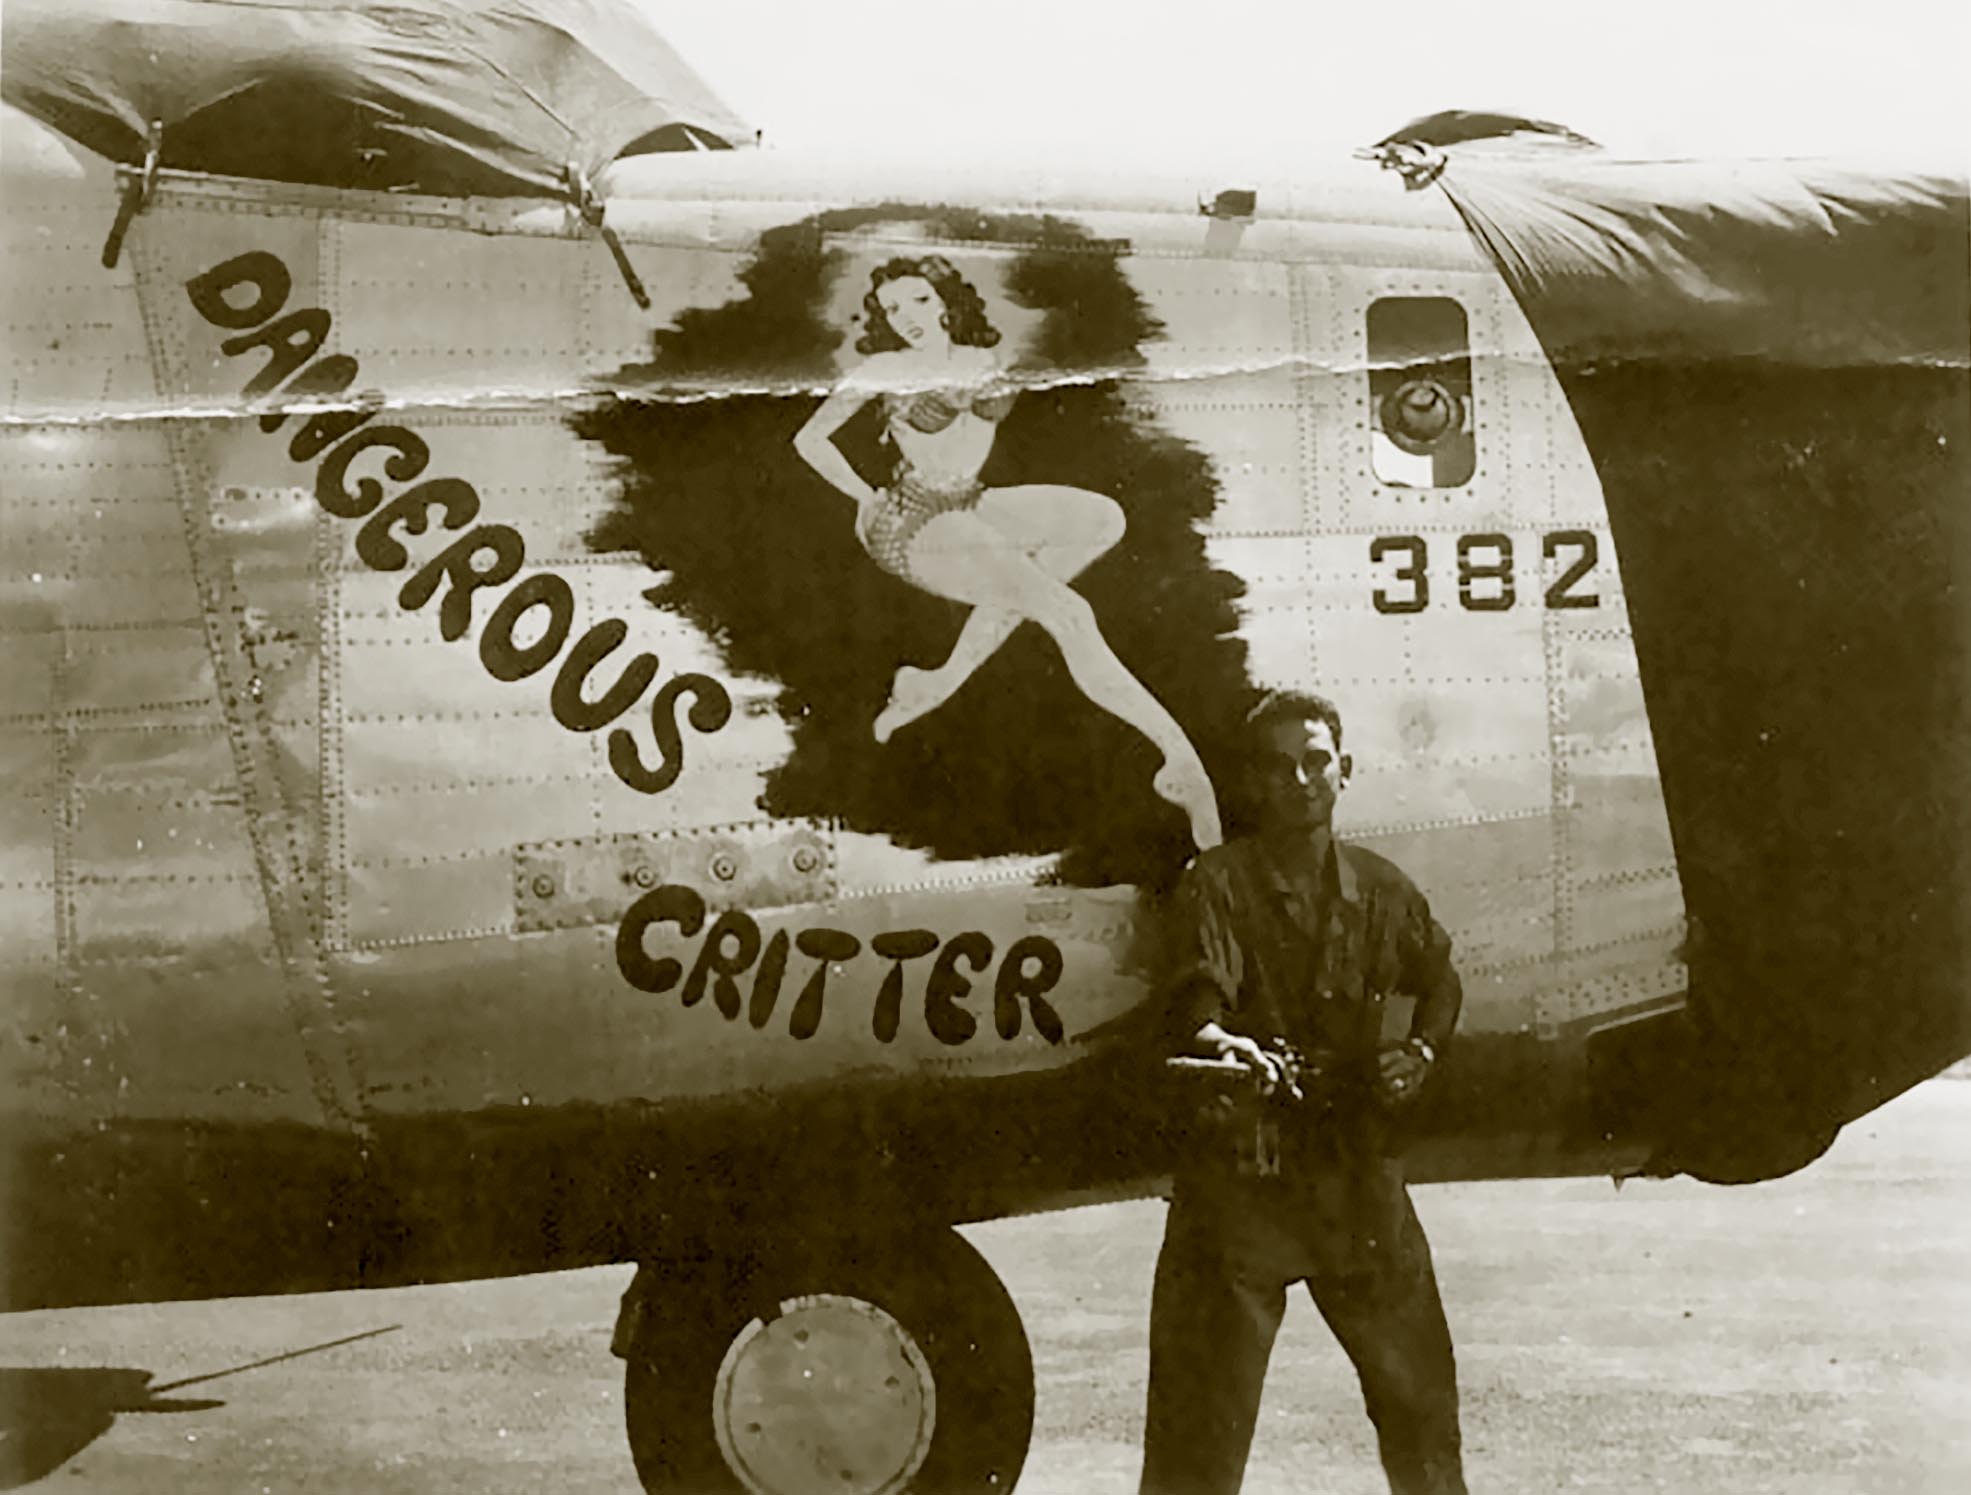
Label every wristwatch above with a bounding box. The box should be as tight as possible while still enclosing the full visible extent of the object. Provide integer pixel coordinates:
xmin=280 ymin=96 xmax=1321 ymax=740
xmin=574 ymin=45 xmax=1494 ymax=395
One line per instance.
xmin=1405 ymin=1036 xmax=1437 ymax=1066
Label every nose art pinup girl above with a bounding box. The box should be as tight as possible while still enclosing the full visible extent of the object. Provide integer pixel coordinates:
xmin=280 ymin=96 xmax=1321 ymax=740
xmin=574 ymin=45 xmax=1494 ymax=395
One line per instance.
xmin=794 ymin=254 xmax=1221 ymax=850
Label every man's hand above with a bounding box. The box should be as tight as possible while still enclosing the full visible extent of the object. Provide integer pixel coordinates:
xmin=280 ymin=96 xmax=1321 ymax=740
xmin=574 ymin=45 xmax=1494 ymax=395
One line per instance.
xmin=1377 ymin=1042 xmax=1430 ymax=1107
xmin=1196 ymin=1021 xmax=1283 ymax=1096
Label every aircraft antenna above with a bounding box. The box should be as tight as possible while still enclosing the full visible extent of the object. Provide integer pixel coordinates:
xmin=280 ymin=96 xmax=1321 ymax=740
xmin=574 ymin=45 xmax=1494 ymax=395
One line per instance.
xmin=100 ymin=119 xmax=163 ymax=268
xmin=565 ymin=160 xmax=653 ymax=311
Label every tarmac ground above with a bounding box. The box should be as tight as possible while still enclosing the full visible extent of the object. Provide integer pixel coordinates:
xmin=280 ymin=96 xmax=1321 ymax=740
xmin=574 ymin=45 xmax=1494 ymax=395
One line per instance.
xmin=3 ymin=1080 xmax=1967 ymax=1494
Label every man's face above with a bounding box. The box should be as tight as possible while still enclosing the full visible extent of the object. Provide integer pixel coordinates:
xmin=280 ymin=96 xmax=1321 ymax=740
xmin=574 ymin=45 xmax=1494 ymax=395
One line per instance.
xmin=1248 ymin=716 xmax=1349 ymax=833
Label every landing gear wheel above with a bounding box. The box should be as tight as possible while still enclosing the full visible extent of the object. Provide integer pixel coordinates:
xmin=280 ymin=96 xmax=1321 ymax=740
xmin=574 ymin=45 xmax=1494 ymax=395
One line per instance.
xmin=622 ymin=1228 xmax=1034 ymax=1495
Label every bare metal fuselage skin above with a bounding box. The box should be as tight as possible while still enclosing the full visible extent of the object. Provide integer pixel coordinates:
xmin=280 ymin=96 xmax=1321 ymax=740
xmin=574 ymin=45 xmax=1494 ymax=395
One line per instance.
xmin=0 ymin=106 xmax=1935 ymax=1311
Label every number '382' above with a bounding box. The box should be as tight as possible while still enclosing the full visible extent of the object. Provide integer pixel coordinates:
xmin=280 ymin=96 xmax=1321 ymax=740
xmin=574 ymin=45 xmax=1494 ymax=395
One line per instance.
xmin=1370 ymin=530 xmax=1600 ymax=615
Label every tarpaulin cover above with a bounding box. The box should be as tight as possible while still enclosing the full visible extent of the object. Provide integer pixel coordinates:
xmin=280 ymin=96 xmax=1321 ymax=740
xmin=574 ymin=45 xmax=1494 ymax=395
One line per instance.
xmin=1400 ymin=121 xmax=1971 ymax=1177
xmin=0 ymin=0 xmax=751 ymax=196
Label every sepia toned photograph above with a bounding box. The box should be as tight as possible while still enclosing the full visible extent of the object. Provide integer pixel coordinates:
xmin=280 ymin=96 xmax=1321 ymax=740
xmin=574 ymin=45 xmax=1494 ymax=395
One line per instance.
xmin=1 ymin=2 xmax=1966 ymax=1492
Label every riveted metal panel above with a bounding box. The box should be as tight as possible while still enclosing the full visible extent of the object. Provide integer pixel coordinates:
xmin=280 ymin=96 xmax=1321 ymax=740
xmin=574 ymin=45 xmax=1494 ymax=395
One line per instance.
xmin=514 ymin=820 xmax=835 ymax=933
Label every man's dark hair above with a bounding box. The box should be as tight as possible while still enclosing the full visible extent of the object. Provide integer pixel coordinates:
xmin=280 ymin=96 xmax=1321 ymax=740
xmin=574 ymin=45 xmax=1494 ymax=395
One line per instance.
xmin=1221 ymin=690 xmax=1346 ymax=837
xmin=1243 ymin=689 xmax=1344 ymax=755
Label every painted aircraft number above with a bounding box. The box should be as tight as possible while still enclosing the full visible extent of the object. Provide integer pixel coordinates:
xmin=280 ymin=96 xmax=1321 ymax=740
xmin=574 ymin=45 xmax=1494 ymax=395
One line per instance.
xmin=1370 ymin=530 xmax=1601 ymax=614
xmin=615 ymin=884 xmax=1066 ymax=1047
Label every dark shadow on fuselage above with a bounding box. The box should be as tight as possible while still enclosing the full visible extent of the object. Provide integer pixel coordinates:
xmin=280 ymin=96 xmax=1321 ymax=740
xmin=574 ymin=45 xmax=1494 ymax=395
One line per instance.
xmin=2 ymin=1031 xmax=1617 ymax=1313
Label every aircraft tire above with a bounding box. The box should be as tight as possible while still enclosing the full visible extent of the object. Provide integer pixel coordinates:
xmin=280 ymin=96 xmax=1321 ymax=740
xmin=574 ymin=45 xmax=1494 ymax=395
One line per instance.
xmin=622 ymin=1226 xmax=1034 ymax=1495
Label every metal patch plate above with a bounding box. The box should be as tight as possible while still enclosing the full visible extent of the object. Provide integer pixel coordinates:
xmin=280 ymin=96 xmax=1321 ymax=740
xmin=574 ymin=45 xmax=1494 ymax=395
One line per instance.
xmin=514 ymin=821 xmax=835 ymax=933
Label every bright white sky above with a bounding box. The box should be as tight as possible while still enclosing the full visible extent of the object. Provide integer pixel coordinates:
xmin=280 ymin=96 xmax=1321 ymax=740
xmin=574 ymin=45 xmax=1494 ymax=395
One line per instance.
xmin=643 ymin=0 xmax=1967 ymax=167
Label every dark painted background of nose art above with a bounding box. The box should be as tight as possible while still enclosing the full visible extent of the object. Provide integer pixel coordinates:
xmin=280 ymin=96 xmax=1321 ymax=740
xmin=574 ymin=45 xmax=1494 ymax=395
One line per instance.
xmin=578 ymin=205 xmax=1256 ymax=889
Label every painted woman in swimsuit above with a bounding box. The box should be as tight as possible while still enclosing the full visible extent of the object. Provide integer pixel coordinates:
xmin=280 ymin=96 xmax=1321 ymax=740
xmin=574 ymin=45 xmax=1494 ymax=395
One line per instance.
xmin=793 ymin=254 xmax=1222 ymax=850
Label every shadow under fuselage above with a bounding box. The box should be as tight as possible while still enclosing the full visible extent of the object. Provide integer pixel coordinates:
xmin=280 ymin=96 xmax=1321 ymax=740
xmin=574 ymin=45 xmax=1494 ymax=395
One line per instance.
xmin=2 ymin=1028 xmax=1619 ymax=1313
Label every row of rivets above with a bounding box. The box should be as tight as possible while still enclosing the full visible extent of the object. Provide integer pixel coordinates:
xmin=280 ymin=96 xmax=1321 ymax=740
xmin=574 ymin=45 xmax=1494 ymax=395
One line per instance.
xmin=524 ymin=841 xmax=827 ymax=901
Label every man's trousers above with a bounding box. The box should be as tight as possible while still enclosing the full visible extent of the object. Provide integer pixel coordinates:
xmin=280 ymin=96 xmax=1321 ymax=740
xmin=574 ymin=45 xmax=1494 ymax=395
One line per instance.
xmin=1138 ymin=1169 xmax=1466 ymax=1495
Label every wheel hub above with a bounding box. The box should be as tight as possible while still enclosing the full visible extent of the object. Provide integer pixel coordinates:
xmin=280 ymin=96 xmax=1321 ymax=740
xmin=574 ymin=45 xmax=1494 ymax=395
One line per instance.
xmin=713 ymin=1293 xmax=937 ymax=1495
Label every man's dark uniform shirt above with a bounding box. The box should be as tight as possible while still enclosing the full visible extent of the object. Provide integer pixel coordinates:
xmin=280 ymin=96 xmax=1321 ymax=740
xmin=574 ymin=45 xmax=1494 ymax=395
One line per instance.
xmin=1141 ymin=833 xmax=1467 ymax=1495
xmin=1168 ymin=835 xmax=1461 ymax=1252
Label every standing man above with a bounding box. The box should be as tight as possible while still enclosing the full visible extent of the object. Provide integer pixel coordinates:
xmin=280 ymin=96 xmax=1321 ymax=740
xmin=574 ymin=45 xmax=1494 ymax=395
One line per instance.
xmin=1139 ymin=691 xmax=1467 ymax=1495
